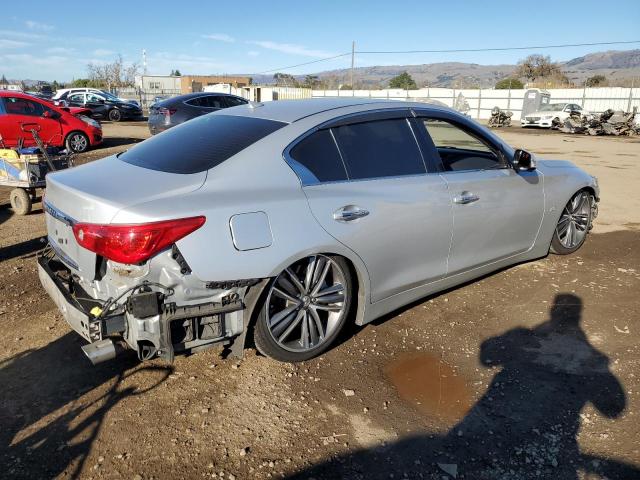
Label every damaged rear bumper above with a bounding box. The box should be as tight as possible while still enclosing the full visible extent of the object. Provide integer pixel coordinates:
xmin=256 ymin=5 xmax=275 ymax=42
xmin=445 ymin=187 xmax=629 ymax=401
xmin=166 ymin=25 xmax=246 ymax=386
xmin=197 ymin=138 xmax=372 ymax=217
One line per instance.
xmin=37 ymin=249 xmax=265 ymax=365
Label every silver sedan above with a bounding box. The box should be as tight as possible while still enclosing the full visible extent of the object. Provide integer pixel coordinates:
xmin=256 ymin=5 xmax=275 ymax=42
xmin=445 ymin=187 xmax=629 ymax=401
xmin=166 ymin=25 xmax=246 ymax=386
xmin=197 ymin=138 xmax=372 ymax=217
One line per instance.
xmin=38 ymin=99 xmax=599 ymax=365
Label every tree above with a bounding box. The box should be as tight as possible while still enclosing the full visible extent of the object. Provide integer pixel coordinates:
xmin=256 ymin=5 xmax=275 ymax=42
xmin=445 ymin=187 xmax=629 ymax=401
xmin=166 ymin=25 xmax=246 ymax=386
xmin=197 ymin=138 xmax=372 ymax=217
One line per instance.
xmin=515 ymin=54 xmax=564 ymax=81
xmin=495 ymin=78 xmax=524 ymax=89
xmin=388 ymin=71 xmax=417 ymax=90
xmin=170 ymin=69 xmax=182 ymax=76
xmin=586 ymin=74 xmax=607 ymax=87
xmin=273 ymin=72 xmax=298 ymax=87
xmin=86 ymin=54 xmax=140 ymax=90
xmin=302 ymin=74 xmax=320 ymax=89
xmin=0 ymin=74 xmax=7 ymax=85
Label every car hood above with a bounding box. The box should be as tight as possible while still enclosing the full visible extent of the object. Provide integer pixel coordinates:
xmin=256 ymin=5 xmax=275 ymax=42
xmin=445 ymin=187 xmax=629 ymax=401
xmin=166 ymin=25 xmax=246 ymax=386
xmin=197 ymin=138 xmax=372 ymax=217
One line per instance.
xmin=45 ymin=154 xmax=207 ymax=223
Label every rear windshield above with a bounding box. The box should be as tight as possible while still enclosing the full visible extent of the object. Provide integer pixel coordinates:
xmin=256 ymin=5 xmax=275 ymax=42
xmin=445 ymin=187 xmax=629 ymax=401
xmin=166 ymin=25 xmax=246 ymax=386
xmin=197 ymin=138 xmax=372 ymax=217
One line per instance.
xmin=119 ymin=114 xmax=286 ymax=174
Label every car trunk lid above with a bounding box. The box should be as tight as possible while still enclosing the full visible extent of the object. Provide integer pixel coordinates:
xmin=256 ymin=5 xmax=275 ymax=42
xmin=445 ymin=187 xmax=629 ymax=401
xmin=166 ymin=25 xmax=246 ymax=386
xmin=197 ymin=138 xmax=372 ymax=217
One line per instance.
xmin=44 ymin=155 xmax=207 ymax=279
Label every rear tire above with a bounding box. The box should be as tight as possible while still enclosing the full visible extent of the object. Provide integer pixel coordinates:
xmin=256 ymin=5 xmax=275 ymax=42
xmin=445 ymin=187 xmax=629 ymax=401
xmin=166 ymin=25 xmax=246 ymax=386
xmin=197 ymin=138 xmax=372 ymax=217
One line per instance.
xmin=65 ymin=131 xmax=90 ymax=153
xmin=254 ymin=255 xmax=353 ymax=362
xmin=108 ymin=109 xmax=122 ymax=122
xmin=10 ymin=188 xmax=32 ymax=215
xmin=550 ymin=190 xmax=593 ymax=255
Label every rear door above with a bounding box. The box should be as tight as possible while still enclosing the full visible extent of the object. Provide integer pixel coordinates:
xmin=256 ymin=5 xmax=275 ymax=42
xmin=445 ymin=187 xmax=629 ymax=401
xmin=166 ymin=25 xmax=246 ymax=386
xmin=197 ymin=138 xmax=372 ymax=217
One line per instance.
xmin=289 ymin=111 xmax=452 ymax=303
xmin=414 ymin=112 xmax=544 ymax=274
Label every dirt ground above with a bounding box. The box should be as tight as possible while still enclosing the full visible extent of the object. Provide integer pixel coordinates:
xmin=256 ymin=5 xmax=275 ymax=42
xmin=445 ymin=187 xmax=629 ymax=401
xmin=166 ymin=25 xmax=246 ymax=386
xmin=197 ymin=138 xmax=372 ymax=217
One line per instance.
xmin=1 ymin=121 xmax=639 ymax=480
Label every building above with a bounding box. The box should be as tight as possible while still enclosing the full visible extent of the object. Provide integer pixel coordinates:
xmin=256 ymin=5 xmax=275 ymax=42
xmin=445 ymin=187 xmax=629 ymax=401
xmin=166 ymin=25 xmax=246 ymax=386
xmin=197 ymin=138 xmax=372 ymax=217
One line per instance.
xmin=135 ymin=75 xmax=251 ymax=94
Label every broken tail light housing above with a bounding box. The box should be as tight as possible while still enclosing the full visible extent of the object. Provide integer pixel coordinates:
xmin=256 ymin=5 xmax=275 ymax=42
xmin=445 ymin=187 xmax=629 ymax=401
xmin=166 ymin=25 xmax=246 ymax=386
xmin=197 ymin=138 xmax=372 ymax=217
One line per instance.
xmin=72 ymin=216 xmax=206 ymax=264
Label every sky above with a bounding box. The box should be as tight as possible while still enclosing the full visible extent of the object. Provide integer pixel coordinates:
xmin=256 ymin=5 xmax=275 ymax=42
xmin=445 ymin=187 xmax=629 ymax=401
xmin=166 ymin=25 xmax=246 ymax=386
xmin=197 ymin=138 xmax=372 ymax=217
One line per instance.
xmin=1 ymin=0 xmax=639 ymax=82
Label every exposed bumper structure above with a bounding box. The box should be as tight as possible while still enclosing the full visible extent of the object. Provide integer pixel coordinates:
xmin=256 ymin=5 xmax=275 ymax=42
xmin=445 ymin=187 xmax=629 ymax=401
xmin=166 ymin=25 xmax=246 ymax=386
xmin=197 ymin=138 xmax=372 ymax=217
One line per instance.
xmin=37 ymin=248 xmax=261 ymax=365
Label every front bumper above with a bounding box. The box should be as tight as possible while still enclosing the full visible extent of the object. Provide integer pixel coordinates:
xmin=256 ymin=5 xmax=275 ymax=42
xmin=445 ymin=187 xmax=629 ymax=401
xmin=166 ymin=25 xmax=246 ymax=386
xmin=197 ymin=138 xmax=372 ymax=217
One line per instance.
xmin=521 ymin=119 xmax=553 ymax=127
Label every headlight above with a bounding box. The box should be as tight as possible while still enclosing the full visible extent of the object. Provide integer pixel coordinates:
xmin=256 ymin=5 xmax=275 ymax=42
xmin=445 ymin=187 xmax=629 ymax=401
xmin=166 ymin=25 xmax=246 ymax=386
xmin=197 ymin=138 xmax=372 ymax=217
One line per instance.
xmin=80 ymin=115 xmax=101 ymax=129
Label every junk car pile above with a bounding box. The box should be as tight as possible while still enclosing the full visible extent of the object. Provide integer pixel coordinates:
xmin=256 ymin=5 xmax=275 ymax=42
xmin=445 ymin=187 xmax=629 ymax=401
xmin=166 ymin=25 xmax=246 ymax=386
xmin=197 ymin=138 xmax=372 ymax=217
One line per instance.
xmin=561 ymin=108 xmax=640 ymax=136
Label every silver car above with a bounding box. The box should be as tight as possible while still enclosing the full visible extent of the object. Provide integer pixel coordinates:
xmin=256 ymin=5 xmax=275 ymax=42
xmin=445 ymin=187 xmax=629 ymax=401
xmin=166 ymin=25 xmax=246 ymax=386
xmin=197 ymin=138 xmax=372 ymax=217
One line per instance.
xmin=38 ymin=99 xmax=599 ymax=365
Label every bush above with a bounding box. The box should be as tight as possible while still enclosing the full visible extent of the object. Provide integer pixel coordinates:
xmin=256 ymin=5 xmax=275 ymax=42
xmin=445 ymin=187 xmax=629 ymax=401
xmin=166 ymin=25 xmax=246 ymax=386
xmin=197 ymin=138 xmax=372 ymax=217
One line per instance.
xmin=495 ymin=78 xmax=524 ymax=89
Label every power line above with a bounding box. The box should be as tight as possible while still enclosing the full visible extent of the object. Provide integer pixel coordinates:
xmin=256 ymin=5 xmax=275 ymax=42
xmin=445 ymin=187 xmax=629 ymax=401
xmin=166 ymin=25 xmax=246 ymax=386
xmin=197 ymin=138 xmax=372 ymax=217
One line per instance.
xmin=357 ymin=40 xmax=640 ymax=54
xmin=252 ymin=40 xmax=640 ymax=77
xmin=251 ymin=52 xmax=350 ymax=75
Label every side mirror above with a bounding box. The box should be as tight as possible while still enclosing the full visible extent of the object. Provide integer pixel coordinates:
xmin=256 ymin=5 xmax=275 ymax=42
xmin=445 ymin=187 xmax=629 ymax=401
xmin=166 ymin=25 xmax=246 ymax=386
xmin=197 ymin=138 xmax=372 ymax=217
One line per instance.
xmin=513 ymin=149 xmax=536 ymax=171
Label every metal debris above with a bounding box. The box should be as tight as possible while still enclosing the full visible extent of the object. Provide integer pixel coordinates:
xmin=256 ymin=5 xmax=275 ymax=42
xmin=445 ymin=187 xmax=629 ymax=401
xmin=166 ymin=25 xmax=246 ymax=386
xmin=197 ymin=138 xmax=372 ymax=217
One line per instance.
xmin=488 ymin=107 xmax=513 ymax=127
xmin=561 ymin=108 xmax=640 ymax=136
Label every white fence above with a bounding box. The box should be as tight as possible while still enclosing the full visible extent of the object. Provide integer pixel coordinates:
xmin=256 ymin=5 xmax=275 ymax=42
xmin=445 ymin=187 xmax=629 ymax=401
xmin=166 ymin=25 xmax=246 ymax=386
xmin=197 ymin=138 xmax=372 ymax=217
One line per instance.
xmin=312 ymin=87 xmax=640 ymax=121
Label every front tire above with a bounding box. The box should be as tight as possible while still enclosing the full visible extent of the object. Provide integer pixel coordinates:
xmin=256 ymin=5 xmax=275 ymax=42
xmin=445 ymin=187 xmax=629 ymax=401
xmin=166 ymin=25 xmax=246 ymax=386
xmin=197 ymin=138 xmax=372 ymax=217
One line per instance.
xmin=550 ymin=190 xmax=593 ymax=255
xmin=108 ymin=109 xmax=122 ymax=122
xmin=254 ymin=255 xmax=353 ymax=362
xmin=65 ymin=131 xmax=89 ymax=153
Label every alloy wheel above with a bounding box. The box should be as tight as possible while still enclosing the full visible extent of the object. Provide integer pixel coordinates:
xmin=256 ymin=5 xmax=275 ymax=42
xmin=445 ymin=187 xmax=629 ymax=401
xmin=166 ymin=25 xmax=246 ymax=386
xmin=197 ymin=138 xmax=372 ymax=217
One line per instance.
xmin=556 ymin=191 xmax=591 ymax=249
xmin=266 ymin=255 xmax=348 ymax=353
xmin=70 ymin=134 xmax=88 ymax=152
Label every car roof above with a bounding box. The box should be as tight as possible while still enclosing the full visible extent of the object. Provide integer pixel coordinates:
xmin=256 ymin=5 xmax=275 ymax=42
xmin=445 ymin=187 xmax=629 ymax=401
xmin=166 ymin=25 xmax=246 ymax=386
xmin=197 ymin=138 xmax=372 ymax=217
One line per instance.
xmin=217 ymin=97 xmax=452 ymax=123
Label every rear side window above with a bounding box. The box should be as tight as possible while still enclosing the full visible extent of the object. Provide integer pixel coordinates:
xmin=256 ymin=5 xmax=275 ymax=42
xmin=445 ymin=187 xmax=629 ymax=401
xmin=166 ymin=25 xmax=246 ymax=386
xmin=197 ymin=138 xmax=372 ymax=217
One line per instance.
xmin=289 ymin=129 xmax=347 ymax=183
xmin=119 ymin=114 xmax=286 ymax=174
xmin=0 ymin=99 xmax=5 ymax=115
xmin=332 ymin=119 xmax=425 ymax=180
xmin=224 ymin=96 xmax=248 ymax=107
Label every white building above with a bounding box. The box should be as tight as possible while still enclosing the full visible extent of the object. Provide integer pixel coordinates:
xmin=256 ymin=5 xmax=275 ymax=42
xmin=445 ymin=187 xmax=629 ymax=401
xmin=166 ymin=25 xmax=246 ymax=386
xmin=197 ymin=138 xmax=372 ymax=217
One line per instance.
xmin=134 ymin=75 xmax=181 ymax=91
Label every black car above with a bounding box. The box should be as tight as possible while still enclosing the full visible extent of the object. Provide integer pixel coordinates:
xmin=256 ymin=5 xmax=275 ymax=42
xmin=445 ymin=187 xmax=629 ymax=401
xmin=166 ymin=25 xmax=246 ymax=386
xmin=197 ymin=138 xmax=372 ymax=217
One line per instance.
xmin=147 ymin=92 xmax=248 ymax=135
xmin=65 ymin=91 xmax=143 ymax=122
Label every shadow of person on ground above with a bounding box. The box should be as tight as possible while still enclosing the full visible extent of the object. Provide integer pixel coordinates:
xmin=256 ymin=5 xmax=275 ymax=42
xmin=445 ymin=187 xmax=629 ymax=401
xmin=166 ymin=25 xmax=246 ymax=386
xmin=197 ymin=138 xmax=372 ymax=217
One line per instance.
xmin=0 ymin=332 xmax=172 ymax=479
xmin=288 ymin=294 xmax=638 ymax=480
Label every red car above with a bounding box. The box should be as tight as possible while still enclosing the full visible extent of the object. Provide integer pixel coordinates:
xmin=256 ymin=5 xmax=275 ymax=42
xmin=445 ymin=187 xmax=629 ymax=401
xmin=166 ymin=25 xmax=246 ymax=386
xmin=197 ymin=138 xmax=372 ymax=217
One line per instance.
xmin=0 ymin=91 xmax=102 ymax=153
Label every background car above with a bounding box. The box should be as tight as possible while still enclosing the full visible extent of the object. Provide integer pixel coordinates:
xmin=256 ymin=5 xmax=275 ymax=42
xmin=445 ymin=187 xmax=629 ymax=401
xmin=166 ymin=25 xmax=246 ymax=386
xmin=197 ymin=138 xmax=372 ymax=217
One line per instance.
xmin=147 ymin=92 xmax=248 ymax=134
xmin=39 ymin=99 xmax=598 ymax=366
xmin=0 ymin=91 xmax=102 ymax=152
xmin=53 ymin=88 xmax=139 ymax=106
xmin=521 ymin=103 xmax=587 ymax=128
xmin=64 ymin=91 xmax=143 ymax=122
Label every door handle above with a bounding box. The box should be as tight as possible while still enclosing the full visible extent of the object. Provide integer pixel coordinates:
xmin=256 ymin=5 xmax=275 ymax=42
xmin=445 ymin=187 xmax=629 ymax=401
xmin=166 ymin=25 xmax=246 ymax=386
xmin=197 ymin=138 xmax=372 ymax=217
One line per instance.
xmin=333 ymin=206 xmax=370 ymax=222
xmin=453 ymin=191 xmax=480 ymax=205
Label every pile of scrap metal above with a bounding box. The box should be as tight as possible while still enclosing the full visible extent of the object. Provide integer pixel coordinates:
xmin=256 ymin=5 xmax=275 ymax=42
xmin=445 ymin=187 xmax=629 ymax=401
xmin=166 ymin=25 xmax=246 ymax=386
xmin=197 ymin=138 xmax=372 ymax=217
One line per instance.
xmin=561 ymin=108 xmax=640 ymax=136
xmin=488 ymin=107 xmax=513 ymax=127
xmin=454 ymin=93 xmax=471 ymax=117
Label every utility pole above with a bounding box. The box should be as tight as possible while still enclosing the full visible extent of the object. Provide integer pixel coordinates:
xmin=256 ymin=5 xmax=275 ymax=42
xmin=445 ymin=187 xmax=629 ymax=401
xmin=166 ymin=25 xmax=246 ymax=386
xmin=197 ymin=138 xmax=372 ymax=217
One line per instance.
xmin=350 ymin=41 xmax=355 ymax=90
xmin=142 ymin=49 xmax=147 ymax=75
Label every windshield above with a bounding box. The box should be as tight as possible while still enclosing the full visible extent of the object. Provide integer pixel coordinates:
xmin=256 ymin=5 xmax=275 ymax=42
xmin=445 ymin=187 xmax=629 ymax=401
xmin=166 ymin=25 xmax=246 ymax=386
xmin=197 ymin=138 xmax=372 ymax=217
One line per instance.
xmin=539 ymin=103 xmax=567 ymax=112
xmin=100 ymin=91 xmax=121 ymax=102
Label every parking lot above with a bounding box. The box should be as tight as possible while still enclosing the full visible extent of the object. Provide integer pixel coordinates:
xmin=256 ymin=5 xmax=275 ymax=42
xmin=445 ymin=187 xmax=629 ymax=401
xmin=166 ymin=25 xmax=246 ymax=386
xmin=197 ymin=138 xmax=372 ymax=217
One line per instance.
xmin=1 ymin=122 xmax=639 ymax=479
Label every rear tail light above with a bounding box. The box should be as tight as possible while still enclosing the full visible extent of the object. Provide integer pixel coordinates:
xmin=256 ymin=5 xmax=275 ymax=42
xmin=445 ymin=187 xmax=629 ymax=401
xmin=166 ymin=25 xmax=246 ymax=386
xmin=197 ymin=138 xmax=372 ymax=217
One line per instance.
xmin=72 ymin=216 xmax=205 ymax=264
xmin=158 ymin=107 xmax=177 ymax=116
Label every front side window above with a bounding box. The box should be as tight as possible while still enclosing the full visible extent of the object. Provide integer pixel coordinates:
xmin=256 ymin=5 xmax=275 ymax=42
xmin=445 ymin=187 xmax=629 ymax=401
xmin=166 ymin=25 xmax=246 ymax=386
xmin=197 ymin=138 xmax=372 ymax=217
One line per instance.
xmin=332 ymin=119 xmax=425 ymax=180
xmin=422 ymin=119 xmax=503 ymax=172
xmin=3 ymin=97 xmax=45 ymax=116
xmin=68 ymin=93 xmax=85 ymax=104
xmin=289 ymin=129 xmax=347 ymax=183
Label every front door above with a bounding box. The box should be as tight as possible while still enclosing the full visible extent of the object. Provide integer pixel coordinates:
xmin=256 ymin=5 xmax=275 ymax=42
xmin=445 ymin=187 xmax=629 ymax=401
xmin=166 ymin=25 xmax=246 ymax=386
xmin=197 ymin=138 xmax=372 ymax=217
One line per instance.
xmin=1 ymin=96 xmax=62 ymax=147
xmin=287 ymin=113 xmax=453 ymax=303
xmin=415 ymin=116 xmax=544 ymax=274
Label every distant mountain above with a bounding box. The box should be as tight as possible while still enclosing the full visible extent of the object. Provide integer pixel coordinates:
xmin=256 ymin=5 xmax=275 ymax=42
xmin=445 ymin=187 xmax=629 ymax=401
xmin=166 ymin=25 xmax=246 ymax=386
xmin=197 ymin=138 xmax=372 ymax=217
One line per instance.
xmin=564 ymin=49 xmax=640 ymax=69
xmin=250 ymin=49 xmax=640 ymax=88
